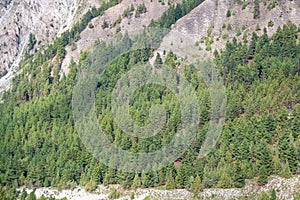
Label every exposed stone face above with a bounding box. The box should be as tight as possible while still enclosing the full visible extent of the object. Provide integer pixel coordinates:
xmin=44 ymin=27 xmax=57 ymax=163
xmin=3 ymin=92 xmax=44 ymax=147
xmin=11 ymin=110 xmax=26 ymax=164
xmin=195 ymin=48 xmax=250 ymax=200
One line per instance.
xmin=0 ymin=0 xmax=105 ymax=72
xmin=0 ymin=0 xmax=103 ymax=92
xmin=157 ymin=0 xmax=300 ymax=61
xmin=2 ymin=0 xmax=300 ymax=74
xmin=0 ymin=0 xmax=77 ymax=71
xmin=61 ymin=0 xmax=181 ymax=74
xmin=1 ymin=0 xmax=300 ymax=89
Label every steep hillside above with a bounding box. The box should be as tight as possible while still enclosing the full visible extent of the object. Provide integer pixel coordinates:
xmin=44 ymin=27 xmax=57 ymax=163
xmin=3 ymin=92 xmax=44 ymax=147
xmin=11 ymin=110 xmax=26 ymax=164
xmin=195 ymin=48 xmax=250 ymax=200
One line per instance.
xmin=157 ymin=0 xmax=300 ymax=60
xmin=0 ymin=0 xmax=105 ymax=93
xmin=61 ymin=0 xmax=181 ymax=73
xmin=61 ymin=0 xmax=300 ymax=73
xmin=0 ymin=0 xmax=300 ymax=199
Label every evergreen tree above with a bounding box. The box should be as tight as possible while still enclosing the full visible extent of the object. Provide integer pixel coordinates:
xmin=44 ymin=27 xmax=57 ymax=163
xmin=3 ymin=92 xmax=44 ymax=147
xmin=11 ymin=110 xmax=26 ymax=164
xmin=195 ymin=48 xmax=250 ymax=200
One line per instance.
xmin=217 ymin=171 xmax=234 ymax=188
xmin=103 ymin=172 xmax=109 ymax=186
xmin=20 ymin=189 xmax=27 ymax=200
xmin=257 ymin=166 xmax=268 ymax=186
xmin=154 ymin=52 xmax=163 ymax=67
xmin=270 ymin=189 xmax=277 ymax=200
xmin=166 ymin=171 xmax=175 ymax=190
xmin=232 ymin=161 xmax=245 ymax=188
xmin=131 ymin=173 xmax=141 ymax=189
xmin=192 ymin=175 xmax=203 ymax=194
xmin=26 ymin=191 xmax=37 ymax=200
xmin=255 ymin=140 xmax=274 ymax=175
xmin=273 ymin=154 xmax=282 ymax=174
xmin=279 ymin=132 xmax=298 ymax=172
xmin=279 ymin=161 xmax=292 ymax=179
xmin=258 ymin=191 xmax=270 ymax=200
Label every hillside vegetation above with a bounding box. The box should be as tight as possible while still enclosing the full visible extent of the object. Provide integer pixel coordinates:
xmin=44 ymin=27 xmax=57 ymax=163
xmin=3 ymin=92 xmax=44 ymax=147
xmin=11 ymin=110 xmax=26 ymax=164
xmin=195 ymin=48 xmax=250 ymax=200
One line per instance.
xmin=0 ymin=0 xmax=300 ymax=199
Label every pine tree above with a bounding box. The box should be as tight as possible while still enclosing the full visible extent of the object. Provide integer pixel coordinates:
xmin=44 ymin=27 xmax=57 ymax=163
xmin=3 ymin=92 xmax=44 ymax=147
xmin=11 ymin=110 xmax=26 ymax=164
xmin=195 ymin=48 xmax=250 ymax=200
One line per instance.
xmin=20 ymin=189 xmax=27 ymax=200
xmin=255 ymin=140 xmax=274 ymax=175
xmin=175 ymin=165 xmax=187 ymax=188
xmin=217 ymin=171 xmax=234 ymax=188
xmin=279 ymin=161 xmax=292 ymax=178
xmin=192 ymin=175 xmax=203 ymax=194
xmin=257 ymin=166 xmax=268 ymax=186
xmin=103 ymin=172 xmax=109 ymax=186
xmin=279 ymin=132 xmax=298 ymax=173
xmin=273 ymin=154 xmax=282 ymax=174
xmin=258 ymin=191 xmax=270 ymax=200
xmin=270 ymin=189 xmax=276 ymax=200
xmin=131 ymin=173 xmax=141 ymax=189
xmin=232 ymin=161 xmax=245 ymax=188
xmin=166 ymin=171 xmax=175 ymax=189
xmin=26 ymin=191 xmax=37 ymax=200
xmin=154 ymin=52 xmax=163 ymax=67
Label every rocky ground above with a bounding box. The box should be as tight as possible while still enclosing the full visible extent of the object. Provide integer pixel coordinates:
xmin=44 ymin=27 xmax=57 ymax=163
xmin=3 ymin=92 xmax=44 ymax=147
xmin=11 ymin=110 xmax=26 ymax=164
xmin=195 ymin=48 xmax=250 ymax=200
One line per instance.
xmin=18 ymin=176 xmax=300 ymax=200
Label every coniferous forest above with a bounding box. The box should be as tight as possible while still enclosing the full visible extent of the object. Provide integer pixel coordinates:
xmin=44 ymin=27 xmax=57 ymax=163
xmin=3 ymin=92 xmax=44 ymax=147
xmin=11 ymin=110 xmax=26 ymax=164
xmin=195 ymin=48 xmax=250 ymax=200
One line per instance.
xmin=0 ymin=0 xmax=300 ymax=199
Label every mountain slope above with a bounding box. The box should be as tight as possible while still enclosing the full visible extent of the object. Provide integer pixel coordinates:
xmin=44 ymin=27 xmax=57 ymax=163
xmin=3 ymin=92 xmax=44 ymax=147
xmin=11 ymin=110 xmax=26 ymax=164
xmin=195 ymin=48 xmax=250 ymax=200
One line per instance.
xmin=157 ymin=0 xmax=300 ymax=59
xmin=0 ymin=0 xmax=300 ymax=199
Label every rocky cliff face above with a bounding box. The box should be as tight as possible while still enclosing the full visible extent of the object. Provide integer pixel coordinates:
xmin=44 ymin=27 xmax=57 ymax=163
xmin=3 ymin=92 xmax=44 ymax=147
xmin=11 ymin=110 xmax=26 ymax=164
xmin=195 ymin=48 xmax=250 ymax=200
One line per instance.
xmin=0 ymin=0 xmax=104 ymax=72
xmin=2 ymin=0 xmax=300 ymax=73
xmin=1 ymin=0 xmax=300 ymax=90
xmin=157 ymin=0 xmax=300 ymax=61
xmin=61 ymin=0 xmax=181 ymax=74
xmin=0 ymin=0 xmax=103 ymax=92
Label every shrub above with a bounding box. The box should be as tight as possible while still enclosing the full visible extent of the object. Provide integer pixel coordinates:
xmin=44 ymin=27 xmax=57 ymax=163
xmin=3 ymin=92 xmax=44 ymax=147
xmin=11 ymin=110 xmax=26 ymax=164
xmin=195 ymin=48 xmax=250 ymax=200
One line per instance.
xmin=268 ymin=20 xmax=274 ymax=27
xmin=242 ymin=2 xmax=248 ymax=10
xmin=222 ymin=33 xmax=229 ymax=39
xmin=226 ymin=9 xmax=231 ymax=17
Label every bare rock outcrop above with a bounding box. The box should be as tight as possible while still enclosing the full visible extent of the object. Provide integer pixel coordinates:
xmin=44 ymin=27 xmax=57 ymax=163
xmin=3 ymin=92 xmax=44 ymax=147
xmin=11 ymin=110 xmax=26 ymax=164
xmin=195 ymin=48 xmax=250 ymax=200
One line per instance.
xmin=157 ymin=0 xmax=300 ymax=61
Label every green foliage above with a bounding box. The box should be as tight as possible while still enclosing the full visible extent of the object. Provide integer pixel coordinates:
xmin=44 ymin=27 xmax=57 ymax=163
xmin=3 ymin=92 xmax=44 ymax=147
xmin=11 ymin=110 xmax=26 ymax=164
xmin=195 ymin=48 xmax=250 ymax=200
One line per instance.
xmin=279 ymin=132 xmax=298 ymax=172
xmin=166 ymin=171 xmax=175 ymax=190
xmin=108 ymin=188 xmax=121 ymax=199
xmin=135 ymin=3 xmax=147 ymax=18
xmin=227 ymin=23 xmax=232 ymax=31
xmin=268 ymin=20 xmax=274 ymax=27
xmin=258 ymin=191 xmax=270 ymax=200
xmin=154 ymin=52 xmax=163 ymax=66
xmin=242 ymin=24 xmax=246 ymax=31
xmin=28 ymin=33 xmax=37 ymax=51
xmin=270 ymin=189 xmax=277 ymax=200
xmin=131 ymin=173 xmax=141 ymax=189
xmin=273 ymin=154 xmax=282 ymax=174
xmin=0 ymin=186 xmax=18 ymax=200
xmin=21 ymin=189 xmax=27 ymax=200
xmin=149 ymin=0 xmax=204 ymax=28
xmin=256 ymin=24 xmax=261 ymax=31
xmin=88 ymin=23 xmax=94 ymax=29
xmin=258 ymin=166 xmax=268 ymax=186
xmin=217 ymin=171 xmax=234 ymax=188
xmin=192 ymin=175 xmax=203 ymax=193
xmin=26 ymin=191 xmax=37 ymax=200
xmin=0 ymin=2 xmax=300 ymax=193
xmin=268 ymin=2 xmax=277 ymax=10
xmin=236 ymin=28 xmax=242 ymax=36
xmin=226 ymin=9 xmax=231 ymax=17
xmin=222 ymin=33 xmax=229 ymax=39
xmin=254 ymin=0 xmax=260 ymax=19
xmin=279 ymin=161 xmax=292 ymax=178
xmin=232 ymin=161 xmax=245 ymax=188
xmin=102 ymin=20 xmax=109 ymax=29
xmin=242 ymin=2 xmax=248 ymax=10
